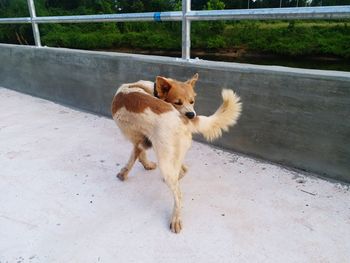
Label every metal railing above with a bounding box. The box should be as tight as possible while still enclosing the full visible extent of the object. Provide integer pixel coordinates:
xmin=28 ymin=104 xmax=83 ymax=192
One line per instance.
xmin=0 ymin=0 xmax=350 ymax=60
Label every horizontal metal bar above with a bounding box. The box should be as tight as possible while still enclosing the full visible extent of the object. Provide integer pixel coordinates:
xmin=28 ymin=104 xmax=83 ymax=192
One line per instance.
xmin=187 ymin=6 xmax=350 ymax=21
xmin=34 ymin=11 xmax=183 ymax=23
xmin=0 ymin=17 xmax=31 ymax=24
xmin=0 ymin=6 xmax=349 ymax=25
xmin=0 ymin=12 xmax=182 ymax=24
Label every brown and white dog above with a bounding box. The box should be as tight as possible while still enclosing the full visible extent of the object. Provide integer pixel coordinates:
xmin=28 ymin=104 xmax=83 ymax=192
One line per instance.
xmin=111 ymin=73 xmax=241 ymax=233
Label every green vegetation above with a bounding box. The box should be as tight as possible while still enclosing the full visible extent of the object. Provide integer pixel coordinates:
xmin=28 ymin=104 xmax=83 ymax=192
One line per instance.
xmin=213 ymin=20 xmax=350 ymax=58
xmin=0 ymin=0 xmax=350 ymax=58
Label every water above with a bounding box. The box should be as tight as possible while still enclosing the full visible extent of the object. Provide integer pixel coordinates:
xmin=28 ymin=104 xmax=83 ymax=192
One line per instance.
xmin=200 ymin=53 xmax=350 ymax=72
xmin=116 ymin=49 xmax=350 ymax=72
xmin=103 ymin=48 xmax=350 ymax=72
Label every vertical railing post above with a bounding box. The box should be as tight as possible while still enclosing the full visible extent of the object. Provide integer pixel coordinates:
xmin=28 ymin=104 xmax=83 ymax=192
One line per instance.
xmin=182 ymin=0 xmax=191 ymax=60
xmin=27 ymin=0 xmax=41 ymax=47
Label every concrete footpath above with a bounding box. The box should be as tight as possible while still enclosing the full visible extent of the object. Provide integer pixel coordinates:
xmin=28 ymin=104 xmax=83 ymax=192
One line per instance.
xmin=0 ymin=87 xmax=349 ymax=263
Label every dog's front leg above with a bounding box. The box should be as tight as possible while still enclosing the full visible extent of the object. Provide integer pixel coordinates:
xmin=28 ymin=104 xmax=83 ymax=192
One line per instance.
xmin=164 ymin=177 xmax=183 ymax=233
xmin=179 ymin=164 xmax=188 ymax=180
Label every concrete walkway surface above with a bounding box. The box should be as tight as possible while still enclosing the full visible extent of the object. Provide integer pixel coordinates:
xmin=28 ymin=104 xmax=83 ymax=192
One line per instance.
xmin=0 ymin=87 xmax=349 ymax=263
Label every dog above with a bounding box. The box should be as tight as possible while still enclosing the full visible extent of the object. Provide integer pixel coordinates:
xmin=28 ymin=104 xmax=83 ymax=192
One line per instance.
xmin=111 ymin=73 xmax=242 ymax=233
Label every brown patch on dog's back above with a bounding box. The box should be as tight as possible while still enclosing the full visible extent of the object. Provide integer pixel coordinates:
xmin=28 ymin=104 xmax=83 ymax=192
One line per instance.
xmin=111 ymin=92 xmax=173 ymax=116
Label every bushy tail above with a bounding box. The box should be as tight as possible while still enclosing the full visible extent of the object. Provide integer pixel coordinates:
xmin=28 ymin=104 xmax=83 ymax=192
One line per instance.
xmin=191 ymin=89 xmax=242 ymax=141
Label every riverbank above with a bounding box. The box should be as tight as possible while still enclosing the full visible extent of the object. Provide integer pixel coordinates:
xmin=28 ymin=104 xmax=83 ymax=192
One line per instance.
xmin=40 ymin=19 xmax=350 ymax=71
xmin=2 ymin=19 xmax=349 ymax=71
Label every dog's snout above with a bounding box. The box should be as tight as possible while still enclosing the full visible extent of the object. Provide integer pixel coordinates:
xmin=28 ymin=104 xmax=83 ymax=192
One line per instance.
xmin=185 ymin=112 xmax=195 ymax=119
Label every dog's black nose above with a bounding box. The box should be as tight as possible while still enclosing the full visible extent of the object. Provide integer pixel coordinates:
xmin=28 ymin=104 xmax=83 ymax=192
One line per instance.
xmin=185 ymin=112 xmax=195 ymax=119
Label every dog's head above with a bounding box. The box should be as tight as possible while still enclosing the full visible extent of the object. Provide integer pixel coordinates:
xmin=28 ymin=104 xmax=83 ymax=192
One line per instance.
xmin=155 ymin=73 xmax=198 ymax=119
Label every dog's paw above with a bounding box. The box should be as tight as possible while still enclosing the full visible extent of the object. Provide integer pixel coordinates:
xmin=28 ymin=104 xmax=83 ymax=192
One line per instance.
xmin=117 ymin=168 xmax=128 ymax=181
xmin=143 ymin=161 xmax=157 ymax=170
xmin=170 ymin=217 xmax=183 ymax=234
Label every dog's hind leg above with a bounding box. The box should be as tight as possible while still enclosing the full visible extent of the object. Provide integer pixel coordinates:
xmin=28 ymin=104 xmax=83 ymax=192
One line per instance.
xmin=138 ymin=149 xmax=157 ymax=170
xmin=117 ymin=145 xmax=141 ymax=181
xmin=137 ymin=136 xmax=157 ymax=170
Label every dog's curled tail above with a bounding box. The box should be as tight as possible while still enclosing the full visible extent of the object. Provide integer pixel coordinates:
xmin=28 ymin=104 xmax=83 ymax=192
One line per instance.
xmin=191 ymin=89 xmax=242 ymax=141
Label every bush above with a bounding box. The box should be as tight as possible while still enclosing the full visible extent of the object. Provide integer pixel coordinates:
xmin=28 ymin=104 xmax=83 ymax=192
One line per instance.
xmin=207 ymin=36 xmax=226 ymax=49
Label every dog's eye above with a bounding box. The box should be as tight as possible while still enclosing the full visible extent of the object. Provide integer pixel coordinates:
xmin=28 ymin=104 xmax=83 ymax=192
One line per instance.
xmin=175 ymin=101 xmax=183 ymax=106
xmin=190 ymin=101 xmax=194 ymax=104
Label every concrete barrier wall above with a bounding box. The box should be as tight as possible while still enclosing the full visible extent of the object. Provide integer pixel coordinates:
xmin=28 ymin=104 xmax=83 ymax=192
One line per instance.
xmin=1 ymin=44 xmax=349 ymax=183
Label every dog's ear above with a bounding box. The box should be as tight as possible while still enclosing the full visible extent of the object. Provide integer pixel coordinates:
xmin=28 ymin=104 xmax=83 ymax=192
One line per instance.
xmin=186 ymin=73 xmax=199 ymax=87
xmin=155 ymin=76 xmax=172 ymax=99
